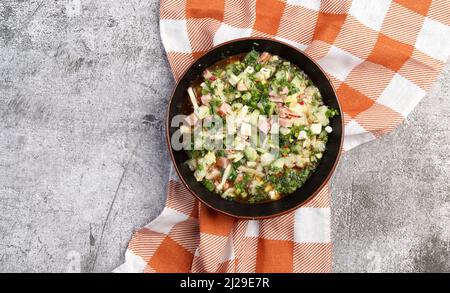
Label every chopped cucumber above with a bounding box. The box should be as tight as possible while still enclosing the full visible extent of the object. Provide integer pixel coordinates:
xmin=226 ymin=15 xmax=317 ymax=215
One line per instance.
xmin=195 ymin=105 xmax=210 ymax=119
xmin=244 ymin=147 xmax=258 ymax=162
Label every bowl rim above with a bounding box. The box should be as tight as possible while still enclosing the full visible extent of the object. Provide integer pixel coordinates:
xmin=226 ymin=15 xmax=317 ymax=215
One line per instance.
xmin=165 ymin=37 xmax=344 ymax=219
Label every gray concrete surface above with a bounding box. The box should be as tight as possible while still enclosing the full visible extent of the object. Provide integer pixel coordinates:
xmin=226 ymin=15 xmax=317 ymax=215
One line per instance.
xmin=0 ymin=0 xmax=448 ymax=273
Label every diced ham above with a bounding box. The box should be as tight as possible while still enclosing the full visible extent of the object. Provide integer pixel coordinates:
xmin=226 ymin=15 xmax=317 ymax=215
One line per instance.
xmin=258 ymin=118 xmax=271 ymax=134
xmin=269 ymin=96 xmax=283 ymax=103
xmin=200 ymin=94 xmax=211 ymax=105
xmin=287 ymin=110 xmax=301 ymax=118
xmin=206 ymin=167 xmax=221 ymax=180
xmin=259 ymin=52 xmax=271 ymax=63
xmin=237 ymin=81 xmax=248 ymax=91
xmin=281 ymin=87 xmax=289 ymax=95
xmin=203 ymin=69 xmax=213 ymax=79
xmin=185 ymin=113 xmax=198 ymax=127
xmin=217 ymin=103 xmax=232 ymax=117
xmin=279 ymin=118 xmax=294 ymax=128
xmin=277 ymin=105 xmax=289 ymax=118
xmin=278 ymin=104 xmax=301 ymax=118
xmin=216 ymin=157 xmax=230 ymax=168
xmin=287 ymin=72 xmax=293 ymax=82
xmin=203 ymin=115 xmax=213 ymax=126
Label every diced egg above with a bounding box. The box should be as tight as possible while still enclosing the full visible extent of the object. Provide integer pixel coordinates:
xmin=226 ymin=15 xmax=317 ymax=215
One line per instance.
xmin=289 ymin=103 xmax=301 ymax=115
xmin=268 ymin=190 xmax=279 ymax=200
xmin=310 ymin=123 xmax=322 ymax=135
xmin=235 ymin=142 xmax=245 ymax=151
xmin=289 ymin=102 xmax=307 ymax=115
xmin=260 ymin=68 xmax=272 ymax=79
xmin=239 ymin=105 xmax=249 ymax=118
xmin=325 ymin=126 xmax=333 ymax=133
xmin=260 ymin=153 xmax=275 ymax=166
xmin=284 ymin=95 xmax=297 ymax=105
xmin=280 ymin=127 xmax=291 ymax=136
xmin=298 ymin=130 xmax=307 ymax=140
xmin=246 ymin=161 xmax=257 ymax=168
xmin=245 ymin=66 xmax=255 ymax=74
xmin=228 ymin=74 xmax=240 ymax=86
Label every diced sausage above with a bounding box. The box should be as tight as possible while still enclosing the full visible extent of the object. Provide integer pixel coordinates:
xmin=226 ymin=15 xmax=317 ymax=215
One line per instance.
xmin=203 ymin=69 xmax=213 ymax=79
xmin=279 ymin=118 xmax=294 ymax=128
xmin=258 ymin=118 xmax=271 ymax=134
xmin=277 ymin=105 xmax=290 ymax=118
xmin=237 ymin=81 xmax=248 ymax=91
xmin=278 ymin=105 xmax=301 ymax=118
xmin=280 ymin=87 xmax=289 ymax=95
xmin=269 ymin=95 xmax=283 ymax=103
xmin=185 ymin=113 xmax=198 ymax=127
xmin=217 ymin=103 xmax=232 ymax=117
xmin=200 ymin=94 xmax=211 ymax=105
xmin=259 ymin=52 xmax=271 ymax=63
xmin=216 ymin=157 xmax=230 ymax=168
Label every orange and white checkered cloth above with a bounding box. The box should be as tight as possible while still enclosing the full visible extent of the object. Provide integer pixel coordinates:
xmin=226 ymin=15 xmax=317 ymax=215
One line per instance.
xmin=115 ymin=0 xmax=450 ymax=273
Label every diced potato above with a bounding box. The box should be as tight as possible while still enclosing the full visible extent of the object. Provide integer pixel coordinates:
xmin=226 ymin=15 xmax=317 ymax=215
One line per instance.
xmin=314 ymin=106 xmax=330 ymax=126
xmin=194 ymin=168 xmax=206 ymax=181
xmin=186 ymin=159 xmax=197 ymax=171
xmin=260 ymin=153 xmax=275 ymax=166
xmin=284 ymin=94 xmax=297 ymax=105
xmin=203 ymin=151 xmax=216 ymax=165
xmin=305 ymin=85 xmax=318 ymax=98
xmin=314 ymin=141 xmax=326 ymax=152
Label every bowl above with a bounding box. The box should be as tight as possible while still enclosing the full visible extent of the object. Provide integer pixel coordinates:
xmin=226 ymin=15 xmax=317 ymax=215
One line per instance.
xmin=166 ymin=37 xmax=343 ymax=219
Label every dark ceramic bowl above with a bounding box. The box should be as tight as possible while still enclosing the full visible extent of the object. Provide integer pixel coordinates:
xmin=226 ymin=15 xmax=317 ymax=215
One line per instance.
xmin=166 ymin=38 xmax=343 ymax=219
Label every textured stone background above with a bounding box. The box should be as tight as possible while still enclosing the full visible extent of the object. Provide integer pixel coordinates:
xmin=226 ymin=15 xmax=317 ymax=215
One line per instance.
xmin=0 ymin=0 xmax=448 ymax=273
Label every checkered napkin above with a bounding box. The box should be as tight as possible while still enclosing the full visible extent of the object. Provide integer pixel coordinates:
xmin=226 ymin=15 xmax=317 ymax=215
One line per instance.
xmin=115 ymin=0 xmax=450 ymax=273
